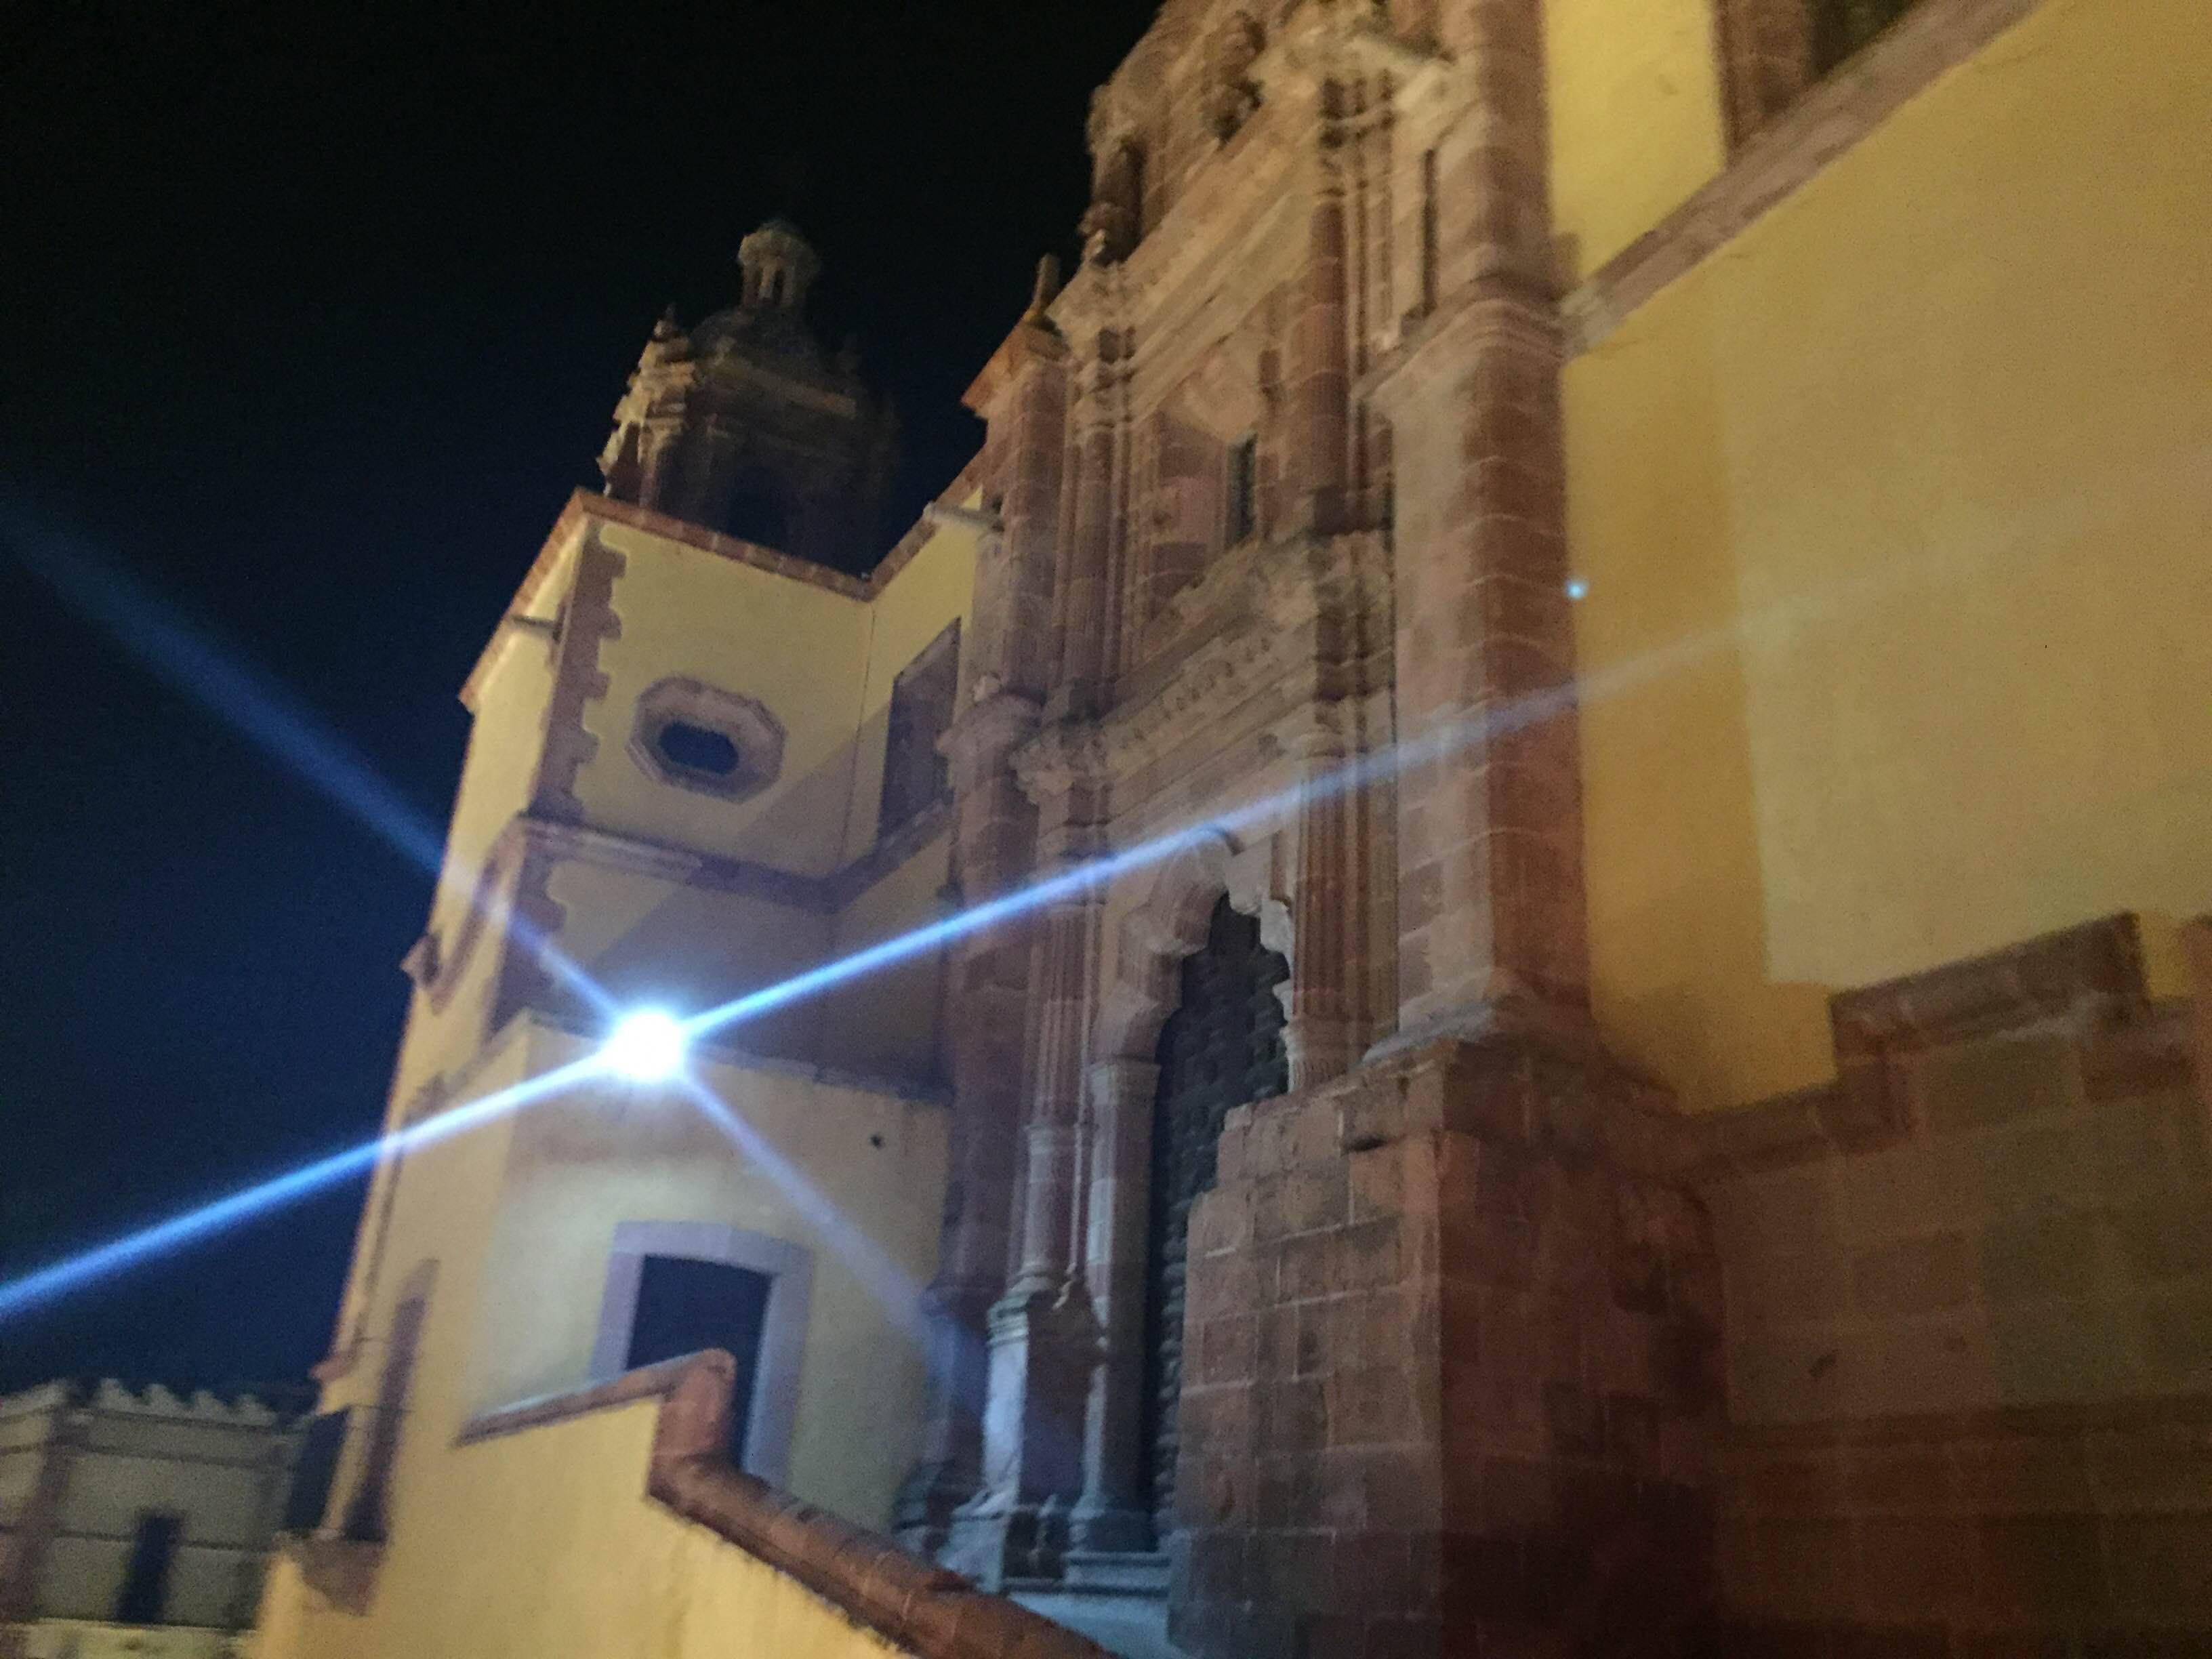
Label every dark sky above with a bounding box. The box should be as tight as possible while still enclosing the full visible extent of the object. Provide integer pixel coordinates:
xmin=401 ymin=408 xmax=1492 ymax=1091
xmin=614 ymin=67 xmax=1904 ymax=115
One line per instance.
xmin=0 ymin=0 xmax=1157 ymax=1395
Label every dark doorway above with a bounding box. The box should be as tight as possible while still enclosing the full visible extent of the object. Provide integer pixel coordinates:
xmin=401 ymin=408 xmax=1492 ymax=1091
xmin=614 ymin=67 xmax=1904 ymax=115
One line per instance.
xmin=115 ymin=1511 xmax=182 ymax=1625
xmin=626 ymin=1254 xmax=774 ymax=1467
xmin=1138 ymin=897 xmax=1290 ymax=1538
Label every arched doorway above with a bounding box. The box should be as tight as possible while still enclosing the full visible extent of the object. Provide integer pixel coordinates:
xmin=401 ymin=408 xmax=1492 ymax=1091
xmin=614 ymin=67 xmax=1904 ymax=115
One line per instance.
xmin=1137 ymin=896 xmax=1289 ymax=1538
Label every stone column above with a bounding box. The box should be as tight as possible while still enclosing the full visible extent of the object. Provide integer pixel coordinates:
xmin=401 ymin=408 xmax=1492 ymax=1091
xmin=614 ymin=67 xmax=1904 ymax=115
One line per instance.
xmin=897 ymin=777 xmax=1034 ymax=1551
xmin=1069 ymin=1057 xmax=1164 ymax=1557
xmin=1057 ymin=337 xmax=1121 ymax=716
xmin=1015 ymin=880 xmax=1099 ymax=1297
xmin=1371 ymin=0 xmax=1591 ymax=1042
xmin=1286 ymin=712 xmax=1363 ymax=1089
xmin=897 ymin=302 xmax=1066 ymax=1554
xmin=947 ymin=840 xmax=1104 ymax=1586
xmin=1286 ymin=87 xmax=1353 ymax=537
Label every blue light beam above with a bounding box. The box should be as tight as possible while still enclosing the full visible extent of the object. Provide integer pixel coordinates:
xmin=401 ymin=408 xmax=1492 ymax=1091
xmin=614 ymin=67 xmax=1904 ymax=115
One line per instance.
xmin=0 ymin=1056 xmax=604 ymax=1326
xmin=0 ymin=489 xmax=612 ymax=1017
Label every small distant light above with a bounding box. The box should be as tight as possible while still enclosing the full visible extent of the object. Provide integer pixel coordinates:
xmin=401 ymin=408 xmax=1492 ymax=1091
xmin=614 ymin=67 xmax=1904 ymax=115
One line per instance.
xmin=602 ymin=1010 xmax=688 ymax=1082
xmin=1565 ymin=578 xmax=1589 ymax=602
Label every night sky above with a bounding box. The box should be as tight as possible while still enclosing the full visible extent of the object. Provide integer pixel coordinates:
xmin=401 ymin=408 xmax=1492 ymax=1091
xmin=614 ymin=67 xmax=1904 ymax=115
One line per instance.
xmin=0 ymin=0 xmax=1158 ymax=1395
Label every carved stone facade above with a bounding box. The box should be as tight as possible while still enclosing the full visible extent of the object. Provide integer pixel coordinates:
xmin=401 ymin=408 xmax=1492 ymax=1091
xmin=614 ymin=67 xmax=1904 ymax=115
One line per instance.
xmin=893 ymin=2 xmax=2212 ymax=1655
xmin=258 ymin=2 xmax=2212 ymax=1654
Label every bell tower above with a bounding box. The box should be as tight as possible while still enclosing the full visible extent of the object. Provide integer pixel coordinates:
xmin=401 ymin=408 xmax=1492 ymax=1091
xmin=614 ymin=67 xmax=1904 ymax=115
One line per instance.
xmin=597 ymin=220 xmax=898 ymax=570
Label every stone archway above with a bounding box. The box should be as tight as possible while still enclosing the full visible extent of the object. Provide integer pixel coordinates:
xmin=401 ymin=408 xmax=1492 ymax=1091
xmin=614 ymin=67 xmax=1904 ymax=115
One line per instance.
xmin=1069 ymin=831 xmax=1293 ymax=1559
xmin=1093 ymin=832 xmax=1292 ymax=1072
xmin=1138 ymin=897 xmax=1289 ymax=1536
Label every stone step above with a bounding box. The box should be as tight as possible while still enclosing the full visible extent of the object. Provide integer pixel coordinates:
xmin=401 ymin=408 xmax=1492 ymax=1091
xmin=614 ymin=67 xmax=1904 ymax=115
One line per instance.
xmin=1011 ymin=1589 xmax=1186 ymax=1659
xmin=1063 ymin=1551 xmax=1172 ymax=1597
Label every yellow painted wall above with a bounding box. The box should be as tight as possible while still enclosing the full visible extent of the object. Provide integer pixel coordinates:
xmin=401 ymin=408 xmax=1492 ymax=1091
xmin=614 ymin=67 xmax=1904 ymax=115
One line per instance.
xmin=259 ymin=1018 xmax=944 ymax=1659
xmin=379 ymin=1399 xmax=897 ymax=1659
xmin=581 ymin=524 xmax=874 ymax=878
xmin=465 ymin=1047 xmax=948 ymax=1526
xmin=1569 ymin=0 xmax=2212 ymax=1109
xmin=1547 ymin=0 xmax=1726 ymax=282
xmin=818 ymin=836 xmax=952 ymax=1080
xmin=839 ymin=518 xmax=978 ymax=863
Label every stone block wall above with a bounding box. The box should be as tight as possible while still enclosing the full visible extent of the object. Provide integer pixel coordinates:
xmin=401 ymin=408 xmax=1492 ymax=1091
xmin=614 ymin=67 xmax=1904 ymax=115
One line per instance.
xmin=1697 ymin=917 xmax=2212 ymax=1651
xmin=1168 ymin=916 xmax=2212 ymax=1657
xmin=1174 ymin=1036 xmax=1724 ymax=1658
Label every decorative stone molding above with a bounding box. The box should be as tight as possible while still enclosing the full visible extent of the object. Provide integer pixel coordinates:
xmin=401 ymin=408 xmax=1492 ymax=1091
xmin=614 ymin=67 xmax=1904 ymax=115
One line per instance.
xmin=457 ymin=1353 xmax=1112 ymax=1659
xmin=1092 ymin=831 xmax=1291 ymax=1067
xmin=1201 ymin=10 xmax=1266 ymax=142
xmin=1829 ymin=910 xmax=2149 ymax=1133
xmin=1687 ymin=912 xmax=2160 ymax=1179
xmin=628 ymin=676 xmax=787 ymax=803
xmin=485 ymin=802 xmax=952 ymax=930
xmin=527 ymin=528 xmax=625 ymax=827
xmin=1011 ymin=529 xmax=1389 ymax=806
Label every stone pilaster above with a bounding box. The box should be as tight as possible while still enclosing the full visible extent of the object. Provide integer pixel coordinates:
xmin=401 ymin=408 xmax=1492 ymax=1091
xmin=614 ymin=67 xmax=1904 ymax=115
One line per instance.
xmin=1286 ymin=717 xmax=1362 ymax=1090
xmin=945 ymin=787 xmax=1109 ymax=1585
xmin=897 ymin=302 xmax=1066 ymax=1553
xmin=1069 ymin=1057 xmax=1164 ymax=1556
xmin=0 ymin=1399 xmax=77 ymax=1630
xmin=1057 ymin=336 xmax=1122 ymax=716
xmin=1372 ymin=0 xmax=1590 ymax=1041
xmin=1015 ymin=885 xmax=1100 ymax=1297
xmin=1286 ymin=88 xmax=1353 ymax=537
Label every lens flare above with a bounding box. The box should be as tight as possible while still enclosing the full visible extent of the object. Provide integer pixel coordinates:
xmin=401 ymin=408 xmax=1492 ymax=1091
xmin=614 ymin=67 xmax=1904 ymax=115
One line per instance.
xmin=602 ymin=1010 xmax=689 ymax=1082
xmin=0 ymin=1057 xmax=602 ymax=1326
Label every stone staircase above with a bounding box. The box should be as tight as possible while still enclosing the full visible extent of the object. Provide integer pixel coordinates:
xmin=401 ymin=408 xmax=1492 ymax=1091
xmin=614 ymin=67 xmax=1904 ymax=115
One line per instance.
xmin=1013 ymin=1555 xmax=1186 ymax=1659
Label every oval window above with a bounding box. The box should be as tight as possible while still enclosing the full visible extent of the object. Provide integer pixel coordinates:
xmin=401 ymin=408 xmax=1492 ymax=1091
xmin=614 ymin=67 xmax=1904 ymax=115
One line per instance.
xmin=655 ymin=721 xmax=741 ymax=778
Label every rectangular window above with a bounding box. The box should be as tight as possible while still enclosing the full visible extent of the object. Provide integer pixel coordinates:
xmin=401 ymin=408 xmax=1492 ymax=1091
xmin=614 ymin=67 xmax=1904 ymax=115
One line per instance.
xmin=281 ymin=1410 xmax=350 ymax=1535
xmin=1225 ymin=434 xmax=1258 ymax=549
xmin=627 ymin=1254 xmax=775 ymax=1467
xmin=878 ymin=620 xmax=960 ymax=838
xmin=115 ymin=1512 xmax=182 ymax=1626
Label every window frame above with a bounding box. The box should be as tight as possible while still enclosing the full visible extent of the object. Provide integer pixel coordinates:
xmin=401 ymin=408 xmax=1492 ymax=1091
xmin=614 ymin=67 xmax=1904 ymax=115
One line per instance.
xmin=588 ymin=1221 xmax=814 ymax=1485
xmin=876 ymin=619 xmax=961 ymax=840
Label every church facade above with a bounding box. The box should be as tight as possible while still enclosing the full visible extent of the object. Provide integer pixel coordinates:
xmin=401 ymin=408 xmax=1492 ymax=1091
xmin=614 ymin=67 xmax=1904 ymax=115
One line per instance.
xmin=257 ymin=1 xmax=2212 ymax=1656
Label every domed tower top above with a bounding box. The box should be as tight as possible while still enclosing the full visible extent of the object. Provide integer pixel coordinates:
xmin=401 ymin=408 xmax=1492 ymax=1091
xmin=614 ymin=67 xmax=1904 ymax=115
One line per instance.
xmin=738 ymin=219 xmax=822 ymax=314
xmin=596 ymin=219 xmax=897 ymax=569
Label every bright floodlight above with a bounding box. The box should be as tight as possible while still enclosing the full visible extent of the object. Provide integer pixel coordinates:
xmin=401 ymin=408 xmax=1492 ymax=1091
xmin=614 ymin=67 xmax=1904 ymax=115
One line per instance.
xmin=603 ymin=1010 xmax=688 ymax=1082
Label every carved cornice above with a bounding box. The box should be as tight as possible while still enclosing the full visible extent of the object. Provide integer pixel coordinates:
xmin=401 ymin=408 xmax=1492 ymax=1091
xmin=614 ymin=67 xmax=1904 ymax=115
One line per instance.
xmin=478 ymin=803 xmax=954 ymax=924
xmin=462 ymin=462 xmax=988 ymax=713
xmin=1359 ymin=274 xmax=1564 ymax=408
xmin=1010 ymin=530 xmax=1390 ymax=806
